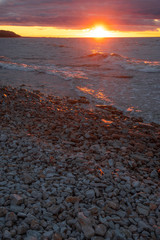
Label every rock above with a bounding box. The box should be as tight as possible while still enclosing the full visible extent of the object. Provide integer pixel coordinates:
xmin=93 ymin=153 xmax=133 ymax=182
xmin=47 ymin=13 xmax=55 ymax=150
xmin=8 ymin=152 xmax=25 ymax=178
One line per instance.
xmin=0 ymin=207 xmax=7 ymax=217
xmin=43 ymin=231 xmax=53 ymax=239
xmin=150 ymin=203 xmax=157 ymax=211
xmin=23 ymin=173 xmax=34 ymax=184
xmin=17 ymin=223 xmax=29 ymax=234
xmin=5 ymin=212 xmax=17 ymax=222
xmin=26 ymin=230 xmax=41 ymax=240
xmin=11 ymin=194 xmax=24 ymax=205
xmin=129 ymin=224 xmax=137 ymax=232
xmin=65 ymin=196 xmax=80 ymax=203
xmin=86 ymin=189 xmax=95 ymax=199
xmin=138 ymin=220 xmax=152 ymax=231
xmin=0 ymin=134 xmax=7 ymax=142
xmin=150 ymin=169 xmax=158 ymax=178
xmin=78 ymin=212 xmax=95 ymax=238
xmin=3 ymin=230 xmax=11 ymax=239
xmin=10 ymin=204 xmax=24 ymax=213
xmin=25 ymin=237 xmax=38 ymax=240
xmin=31 ymin=190 xmax=42 ymax=199
xmin=105 ymin=200 xmax=119 ymax=210
xmin=91 ymin=237 xmax=105 ymax=240
xmin=49 ymin=205 xmax=61 ymax=215
xmin=95 ymin=224 xmax=107 ymax=236
xmin=17 ymin=212 xmax=27 ymax=218
xmin=53 ymin=233 xmax=62 ymax=240
xmin=132 ymin=181 xmax=140 ymax=188
xmin=30 ymin=219 xmax=39 ymax=230
xmin=108 ymin=159 xmax=114 ymax=167
xmin=136 ymin=204 xmax=150 ymax=216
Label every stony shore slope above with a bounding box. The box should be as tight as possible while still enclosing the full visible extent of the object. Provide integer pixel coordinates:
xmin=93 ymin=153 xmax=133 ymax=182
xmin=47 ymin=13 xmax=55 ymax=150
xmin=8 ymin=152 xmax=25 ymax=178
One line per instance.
xmin=0 ymin=86 xmax=159 ymax=240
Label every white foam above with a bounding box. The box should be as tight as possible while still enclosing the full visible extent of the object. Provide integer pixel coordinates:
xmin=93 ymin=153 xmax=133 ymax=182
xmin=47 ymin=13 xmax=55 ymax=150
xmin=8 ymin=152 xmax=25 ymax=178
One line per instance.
xmin=125 ymin=59 xmax=160 ymax=73
xmin=105 ymin=54 xmax=160 ymax=73
xmin=0 ymin=60 xmax=88 ymax=80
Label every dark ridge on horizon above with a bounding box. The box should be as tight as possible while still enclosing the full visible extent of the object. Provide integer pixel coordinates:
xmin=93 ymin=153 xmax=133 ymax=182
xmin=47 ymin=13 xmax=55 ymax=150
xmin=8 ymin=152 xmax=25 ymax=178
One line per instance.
xmin=0 ymin=30 xmax=21 ymax=38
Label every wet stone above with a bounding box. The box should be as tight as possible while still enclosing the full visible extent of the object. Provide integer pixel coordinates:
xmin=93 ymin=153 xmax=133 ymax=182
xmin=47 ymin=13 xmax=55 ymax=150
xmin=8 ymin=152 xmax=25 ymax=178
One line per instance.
xmin=95 ymin=224 xmax=107 ymax=236
xmin=150 ymin=169 xmax=158 ymax=178
xmin=17 ymin=223 xmax=29 ymax=235
xmin=53 ymin=233 xmax=62 ymax=240
xmin=11 ymin=194 xmax=24 ymax=205
xmin=23 ymin=173 xmax=34 ymax=184
xmin=5 ymin=212 xmax=17 ymax=222
xmin=0 ymin=207 xmax=7 ymax=217
xmin=3 ymin=230 xmax=11 ymax=239
xmin=136 ymin=204 xmax=150 ymax=216
xmin=78 ymin=212 xmax=95 ymax=239
xmin=86 ymin=189 xmax=95 ymax=199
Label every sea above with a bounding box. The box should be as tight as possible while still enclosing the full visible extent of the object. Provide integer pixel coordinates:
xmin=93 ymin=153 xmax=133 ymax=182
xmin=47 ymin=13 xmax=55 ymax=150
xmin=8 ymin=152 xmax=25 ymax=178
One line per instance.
xmin=0 ymin=37 xmax=160 ymax=124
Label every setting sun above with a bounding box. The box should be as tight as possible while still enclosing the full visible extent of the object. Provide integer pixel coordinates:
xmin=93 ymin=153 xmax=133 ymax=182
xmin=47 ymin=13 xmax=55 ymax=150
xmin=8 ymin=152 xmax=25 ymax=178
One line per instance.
xmin=88 ymin=26 xmax=111 ymax=38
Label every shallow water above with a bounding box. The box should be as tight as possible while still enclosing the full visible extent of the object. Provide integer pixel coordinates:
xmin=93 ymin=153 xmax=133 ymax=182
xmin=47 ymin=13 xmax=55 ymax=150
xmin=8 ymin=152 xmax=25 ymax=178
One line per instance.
xmin=0 ymin=37 xmax=160 ymax=123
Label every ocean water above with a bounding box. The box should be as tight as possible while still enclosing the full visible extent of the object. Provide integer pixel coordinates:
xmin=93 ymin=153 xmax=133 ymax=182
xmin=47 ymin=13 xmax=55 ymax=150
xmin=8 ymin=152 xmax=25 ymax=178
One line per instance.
xmin=0 ymin=37 xmax=160 ymax=123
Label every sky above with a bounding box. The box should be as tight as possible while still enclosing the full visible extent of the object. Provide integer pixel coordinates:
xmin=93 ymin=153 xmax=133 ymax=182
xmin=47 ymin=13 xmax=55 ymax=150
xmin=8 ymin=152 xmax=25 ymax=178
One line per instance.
xmin=0 ymin=0 xmax=160 ymax=37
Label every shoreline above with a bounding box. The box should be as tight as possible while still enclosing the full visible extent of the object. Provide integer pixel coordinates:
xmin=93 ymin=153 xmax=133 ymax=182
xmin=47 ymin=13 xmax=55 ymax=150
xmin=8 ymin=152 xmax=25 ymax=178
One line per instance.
xmin=0 ymin=86 xmax=160 ymax=239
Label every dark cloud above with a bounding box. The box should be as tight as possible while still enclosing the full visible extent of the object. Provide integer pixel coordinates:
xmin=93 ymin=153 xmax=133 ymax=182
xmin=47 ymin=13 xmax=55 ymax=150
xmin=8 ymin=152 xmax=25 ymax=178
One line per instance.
xmin=0 ymin=0 xmax=160 ymax=31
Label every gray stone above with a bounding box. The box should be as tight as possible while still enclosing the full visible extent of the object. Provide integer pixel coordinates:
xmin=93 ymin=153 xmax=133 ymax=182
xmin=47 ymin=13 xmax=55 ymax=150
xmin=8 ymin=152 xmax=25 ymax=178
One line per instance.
xmin=53 ymin=233 xmax=62 ymax=240
xmin=5 ymin=212 xmax=17 ymax=222
xmin=105 ymin=200 xmax=119 ymax=210
xmin=30 ymin=219 xmax=39 ymax=230
xmin=0 ymin=207 xmax=7 ymax=217
xmin=92 ymin=237 xmax=105 ymax=240
xmin=150 ymin=169 xmax=158 ymax=178
xmin=24 ymin=173 xmax=34 ymax=184
xmin=26 ymin=230 xmax=41 ymax=240
xmin=17 ymin=212 xmax=27 ymax=218
xmin=95 ymin=224 xmax=107 ymax=236
xmin=136 ymin=204 xmax=150 ymax=216
xmin=17 ymin=223 xmax=29 ymax=235
xmin=78 ymin=212 xmax=95 ymax=239
xmin=108 ymin=159 xmax=114 ymax=167
xmin=25 ymin=237 xmax=38 ymax=240
xmin=10 ymin=204 xmax=24 ymax=213
xmin=142 ymin=230 xmax=150 ymax=237
xmin=3 ymin=230 xmax=11 ymax=239
xmin=49 ymin=205 xmax=61 ymax=215
xmin=132 ymin=181 xmax=140 ymax=188
xmin=11 ymin=194 xmax=24 ymax=205
xmin=31 ymin=191 xmax=42 ymax=199
xmin=138 ymin=220 xmax=152 ymax=231
xmin=0 ymin=134 xmax=7 ymax=142
xmin=43 ymin=231 xmax=53 ymax=239
xmin=86 ymin=189 xmax=95 ymax=199
xmin=129 ymin=224 xmax=137 ymax=232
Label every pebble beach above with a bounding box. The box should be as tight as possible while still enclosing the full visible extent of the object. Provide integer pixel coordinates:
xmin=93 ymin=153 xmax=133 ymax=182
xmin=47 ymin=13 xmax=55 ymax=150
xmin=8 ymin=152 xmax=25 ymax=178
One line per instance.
xmin=0 ymin=86 xmax=160 ymax=240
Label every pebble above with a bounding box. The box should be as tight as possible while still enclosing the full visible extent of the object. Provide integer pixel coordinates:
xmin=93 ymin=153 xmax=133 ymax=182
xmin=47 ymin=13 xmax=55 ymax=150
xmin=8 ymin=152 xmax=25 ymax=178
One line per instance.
xmin=0 ymin=207 xmax=7 ymax=217
xmin=11 ymin=194 xmax=24 ymax=205
xmin=95 ymin=224 xmax=107 ymax=236
xmin=78 ymin=212 xmax=95 ymax=238
xmin=85 ymin=189 xmax=95 ymax=199
xmin=0 ymin=86 xmax=159 ymax=240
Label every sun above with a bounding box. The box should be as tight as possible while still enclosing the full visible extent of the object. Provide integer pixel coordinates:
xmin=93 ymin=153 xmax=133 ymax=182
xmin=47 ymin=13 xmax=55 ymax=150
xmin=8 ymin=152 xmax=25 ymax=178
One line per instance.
xmin=88 ymin=26 xmax=110 ymax=38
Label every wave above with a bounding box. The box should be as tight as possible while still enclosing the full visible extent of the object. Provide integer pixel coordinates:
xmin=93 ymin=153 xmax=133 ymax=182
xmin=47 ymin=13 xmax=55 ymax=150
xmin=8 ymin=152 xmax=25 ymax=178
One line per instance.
xmin=106 ymin=53 xmax=160 ymax=73
xmin=85 ymin=52 xmax=108 ymax=58
xmin=84 ymin=51 xmax=160 ymax=73
xmin=0 ymin=60 xmax=88 ymax=80
xmin=50 ymin=44 xmax=71 ymax=48
xmin=123 ymin=59 xmax=160 ymax=73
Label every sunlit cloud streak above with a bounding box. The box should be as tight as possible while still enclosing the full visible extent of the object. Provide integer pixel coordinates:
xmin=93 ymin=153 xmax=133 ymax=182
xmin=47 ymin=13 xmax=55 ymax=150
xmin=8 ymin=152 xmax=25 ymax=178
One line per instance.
xmin=0 ymin=0 xmax=160 ymax=31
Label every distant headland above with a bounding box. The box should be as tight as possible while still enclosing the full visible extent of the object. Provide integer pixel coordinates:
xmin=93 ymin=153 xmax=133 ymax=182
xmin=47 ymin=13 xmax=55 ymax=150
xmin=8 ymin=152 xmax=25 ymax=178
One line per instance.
xmin=0 ymin=30 xmax=21 ymax=38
